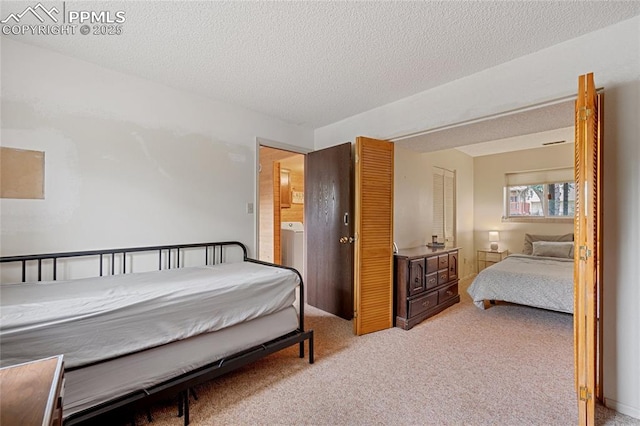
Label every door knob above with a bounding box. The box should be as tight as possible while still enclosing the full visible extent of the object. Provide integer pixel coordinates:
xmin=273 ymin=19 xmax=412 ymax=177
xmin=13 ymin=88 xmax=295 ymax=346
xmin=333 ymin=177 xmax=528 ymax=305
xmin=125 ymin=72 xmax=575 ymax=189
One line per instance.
xmin=339 ymin=236 xmax=354 ymax=244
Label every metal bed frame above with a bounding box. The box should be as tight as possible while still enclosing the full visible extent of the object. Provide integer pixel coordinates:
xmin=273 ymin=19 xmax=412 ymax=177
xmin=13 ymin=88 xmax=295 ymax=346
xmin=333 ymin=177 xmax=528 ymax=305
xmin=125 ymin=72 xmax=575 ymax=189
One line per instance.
xmin=0 ymin=241 xmax=314 ymax=425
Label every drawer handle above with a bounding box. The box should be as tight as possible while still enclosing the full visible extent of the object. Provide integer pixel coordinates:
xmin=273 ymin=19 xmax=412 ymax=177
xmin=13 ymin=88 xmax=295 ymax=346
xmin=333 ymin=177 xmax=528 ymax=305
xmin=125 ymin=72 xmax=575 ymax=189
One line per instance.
xmin=446 ymin=290 xmax=453 ymax=296
xmin=415 ymin=277 xmax=419 ymax=283
xmin=422 ymin=300 xmax=431 ymax=307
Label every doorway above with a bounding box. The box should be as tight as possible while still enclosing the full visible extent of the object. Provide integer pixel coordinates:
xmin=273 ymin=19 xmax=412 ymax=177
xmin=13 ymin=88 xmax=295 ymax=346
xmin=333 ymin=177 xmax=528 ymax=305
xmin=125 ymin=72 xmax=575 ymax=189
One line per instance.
xmin=392 ymin=84 xmax=600 ymax=423
xmin=257 ymin=144 xmax=306 ymax=276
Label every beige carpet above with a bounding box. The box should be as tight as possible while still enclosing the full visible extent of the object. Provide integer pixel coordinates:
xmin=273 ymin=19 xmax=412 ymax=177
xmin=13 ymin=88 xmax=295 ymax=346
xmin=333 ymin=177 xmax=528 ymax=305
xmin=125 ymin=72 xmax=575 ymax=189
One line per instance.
xmin=122 ymin=278 xmax=637 ymax=426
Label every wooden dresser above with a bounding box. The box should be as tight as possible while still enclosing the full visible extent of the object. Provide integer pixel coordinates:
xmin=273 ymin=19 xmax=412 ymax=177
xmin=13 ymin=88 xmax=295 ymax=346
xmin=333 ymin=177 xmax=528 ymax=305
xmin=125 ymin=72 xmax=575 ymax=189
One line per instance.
xmin=394 ymin=246 xmax=460 ymax=330
xmin=0 ymin=355 xmax=64 ymax=426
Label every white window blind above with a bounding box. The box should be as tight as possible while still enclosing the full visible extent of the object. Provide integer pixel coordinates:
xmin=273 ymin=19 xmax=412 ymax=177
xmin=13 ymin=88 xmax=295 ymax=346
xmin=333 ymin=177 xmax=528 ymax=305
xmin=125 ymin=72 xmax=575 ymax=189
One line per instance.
xmin=444 ymin=173 xmax=455 ymax=241
xmin=505 ymin=167 xmax=574 ymax=186
xmin=432 ymin=167 xmax=456 ymax=244
xmin=433 ymin=172 xmax=444 ymax=242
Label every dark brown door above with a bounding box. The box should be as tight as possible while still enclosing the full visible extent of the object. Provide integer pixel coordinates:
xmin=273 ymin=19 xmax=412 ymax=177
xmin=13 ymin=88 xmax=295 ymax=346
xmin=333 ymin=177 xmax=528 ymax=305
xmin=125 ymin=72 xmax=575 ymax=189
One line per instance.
xmin=305 ymin=143 xmax=354 ymax=320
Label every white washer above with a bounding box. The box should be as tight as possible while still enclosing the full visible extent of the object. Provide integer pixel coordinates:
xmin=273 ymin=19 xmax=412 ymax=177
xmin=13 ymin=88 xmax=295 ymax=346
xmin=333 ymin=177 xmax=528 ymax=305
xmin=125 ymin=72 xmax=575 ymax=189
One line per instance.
xmin=281 ymin=222 xmax=304 ymax=279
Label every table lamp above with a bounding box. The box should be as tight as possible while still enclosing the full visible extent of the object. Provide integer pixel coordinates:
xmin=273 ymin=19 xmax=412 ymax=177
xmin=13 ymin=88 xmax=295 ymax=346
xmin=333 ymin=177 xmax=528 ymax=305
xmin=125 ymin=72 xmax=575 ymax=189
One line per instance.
xmin=489 ymin=231 xmax=500 ymax=251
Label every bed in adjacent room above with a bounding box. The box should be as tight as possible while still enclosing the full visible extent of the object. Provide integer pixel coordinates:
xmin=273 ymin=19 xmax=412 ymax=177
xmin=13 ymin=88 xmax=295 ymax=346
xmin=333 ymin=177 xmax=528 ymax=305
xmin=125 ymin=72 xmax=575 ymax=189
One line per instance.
xmin=467 ymin=233 xmax=574 ymax=314
xmin=0 ymin=241 xmax=314 ymax=425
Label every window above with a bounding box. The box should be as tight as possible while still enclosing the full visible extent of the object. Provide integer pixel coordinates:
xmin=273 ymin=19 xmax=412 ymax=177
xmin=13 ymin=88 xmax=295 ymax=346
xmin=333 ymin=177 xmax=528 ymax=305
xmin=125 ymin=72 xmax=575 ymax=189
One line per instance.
xmin=504 ymin=168 xmax=574 ymax=221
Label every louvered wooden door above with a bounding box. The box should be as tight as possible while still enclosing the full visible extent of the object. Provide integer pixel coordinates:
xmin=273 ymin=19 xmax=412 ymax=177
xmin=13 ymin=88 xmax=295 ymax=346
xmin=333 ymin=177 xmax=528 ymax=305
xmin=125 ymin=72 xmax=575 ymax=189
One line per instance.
xmin=272 ymin=162 xmax=282 ymax=264
xmin=354 ymin=137 xmax=394 ymax=335
xmin=574 ymin=72 xmax=602 ymax=426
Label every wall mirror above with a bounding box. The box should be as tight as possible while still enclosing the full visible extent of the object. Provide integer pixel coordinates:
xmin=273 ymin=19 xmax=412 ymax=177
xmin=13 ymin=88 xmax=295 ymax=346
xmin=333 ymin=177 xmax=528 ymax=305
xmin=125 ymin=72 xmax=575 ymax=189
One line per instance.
xmin=280 ymin=168 xmax=291 ymax=208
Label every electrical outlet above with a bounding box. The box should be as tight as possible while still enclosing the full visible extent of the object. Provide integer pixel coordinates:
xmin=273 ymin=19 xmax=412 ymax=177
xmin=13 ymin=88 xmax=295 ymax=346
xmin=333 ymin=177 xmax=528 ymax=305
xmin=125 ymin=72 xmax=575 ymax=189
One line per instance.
xmin=247 ymin=203 xmax=254 ymax=214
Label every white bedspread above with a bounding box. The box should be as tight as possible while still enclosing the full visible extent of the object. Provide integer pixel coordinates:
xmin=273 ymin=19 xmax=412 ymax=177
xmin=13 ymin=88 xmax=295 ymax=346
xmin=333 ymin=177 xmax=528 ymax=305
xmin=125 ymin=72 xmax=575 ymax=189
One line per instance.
xmin=467 ymin=254 xmax=573 ymax=314
xmin=0 ymin=261 xmax=299 ymax=368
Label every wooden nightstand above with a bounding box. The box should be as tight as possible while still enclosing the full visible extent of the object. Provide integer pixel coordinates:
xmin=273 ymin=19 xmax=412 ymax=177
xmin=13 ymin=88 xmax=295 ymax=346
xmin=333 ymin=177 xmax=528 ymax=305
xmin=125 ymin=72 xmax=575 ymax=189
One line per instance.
xmin=0 ymin=355 xmax=64 ymax=426
xmin=477 ymin=249 xmax=508 ymax=272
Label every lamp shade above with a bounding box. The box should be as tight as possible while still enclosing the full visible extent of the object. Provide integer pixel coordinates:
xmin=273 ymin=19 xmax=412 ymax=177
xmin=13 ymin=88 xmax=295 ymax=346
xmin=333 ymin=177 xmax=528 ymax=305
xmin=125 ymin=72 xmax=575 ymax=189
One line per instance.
xmin=489 ymin=231 xmax=500 ymax=251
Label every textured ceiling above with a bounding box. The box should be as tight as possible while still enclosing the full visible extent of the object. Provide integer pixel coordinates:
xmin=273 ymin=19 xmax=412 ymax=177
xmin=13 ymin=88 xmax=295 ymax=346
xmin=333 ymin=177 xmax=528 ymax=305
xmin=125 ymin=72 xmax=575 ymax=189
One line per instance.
xmin=454 ymin=126 xmax=575 ymax=158
xmin=2 ymin=1 xmax=639 ymax=131
xmin=396 ymin=100 xmax=575 ymax=155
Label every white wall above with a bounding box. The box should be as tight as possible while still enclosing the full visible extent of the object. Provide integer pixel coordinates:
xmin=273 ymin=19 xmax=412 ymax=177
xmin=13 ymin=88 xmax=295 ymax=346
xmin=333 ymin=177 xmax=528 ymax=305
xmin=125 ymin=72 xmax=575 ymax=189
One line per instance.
xmin=317 ymin=16 xmax=640 ymax=419
xmin=473 ymin=143 xmax=575 ymax=258
xmin=0 ymin=38 xmax=314 ymax=259
xmin=601 ymin=79 xmax=640 ymax=418
xmin=393 ymin=146 xmax=431 ymax=249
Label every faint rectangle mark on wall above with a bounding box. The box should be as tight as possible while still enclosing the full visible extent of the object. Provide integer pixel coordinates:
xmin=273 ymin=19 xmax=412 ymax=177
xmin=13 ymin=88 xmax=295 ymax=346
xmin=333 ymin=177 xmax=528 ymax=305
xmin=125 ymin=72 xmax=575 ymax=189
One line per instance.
xmin=0 ymin=147 xmax=44 ymax=199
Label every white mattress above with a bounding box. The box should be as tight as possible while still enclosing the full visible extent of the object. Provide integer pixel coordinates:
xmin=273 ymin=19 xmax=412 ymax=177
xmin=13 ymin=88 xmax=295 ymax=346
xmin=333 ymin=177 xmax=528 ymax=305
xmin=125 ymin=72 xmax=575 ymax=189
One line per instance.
xmin=63 ymin=306 xmax=299 ymax=419
xmin=0 ymin=261 xmax=299 ymax=368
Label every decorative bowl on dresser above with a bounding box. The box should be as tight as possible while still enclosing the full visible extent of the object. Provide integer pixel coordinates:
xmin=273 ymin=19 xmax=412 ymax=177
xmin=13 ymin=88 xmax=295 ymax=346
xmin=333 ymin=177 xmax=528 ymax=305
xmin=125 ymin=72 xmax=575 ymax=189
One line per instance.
xmin=394 ymin=246 xmax=460 ymax=330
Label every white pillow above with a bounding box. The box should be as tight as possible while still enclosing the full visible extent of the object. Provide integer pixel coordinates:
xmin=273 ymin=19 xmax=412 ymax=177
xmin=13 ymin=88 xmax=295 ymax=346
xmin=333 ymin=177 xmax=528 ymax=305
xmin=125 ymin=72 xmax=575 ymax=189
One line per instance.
xmin=523 ymin=233 xmax=574 ymax=255
xmin=532 ymin=241 xmax=574 ymax=259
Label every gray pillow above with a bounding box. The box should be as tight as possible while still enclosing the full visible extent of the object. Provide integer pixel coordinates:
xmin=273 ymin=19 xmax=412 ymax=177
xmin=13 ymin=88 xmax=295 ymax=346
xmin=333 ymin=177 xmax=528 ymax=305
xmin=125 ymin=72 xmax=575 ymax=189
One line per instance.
xmin=523 ymin=233 xmax=574 ymax=255
xmin=532 ymin=241 xmax=574 ymax=258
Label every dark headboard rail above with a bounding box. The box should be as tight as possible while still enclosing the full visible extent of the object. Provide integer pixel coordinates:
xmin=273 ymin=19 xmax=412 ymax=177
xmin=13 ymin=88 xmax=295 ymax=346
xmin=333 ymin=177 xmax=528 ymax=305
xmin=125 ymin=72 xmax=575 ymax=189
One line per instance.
xmin=0 ymin=241 xmax=249 ymax=283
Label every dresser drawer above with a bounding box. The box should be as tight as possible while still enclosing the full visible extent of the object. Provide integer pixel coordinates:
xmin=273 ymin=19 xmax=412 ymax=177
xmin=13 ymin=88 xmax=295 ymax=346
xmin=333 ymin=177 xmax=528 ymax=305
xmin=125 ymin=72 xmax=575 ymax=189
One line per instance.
xmin=408 ymin=292 xmax=438 ymax=318
xmin=438 ymin=282 xmax=458 ymax=303
xmin=437 ymin=269 xmax=449 ymax=285
xmin=485 ymin=251 xmax=502 ymax=262
xmin=438 ymin=254 xmax=449 ymax=270
xmin=426 ymin=256 xmax=439 ymax=273
xmin=425 ymin=272 xmax=438 ymax=290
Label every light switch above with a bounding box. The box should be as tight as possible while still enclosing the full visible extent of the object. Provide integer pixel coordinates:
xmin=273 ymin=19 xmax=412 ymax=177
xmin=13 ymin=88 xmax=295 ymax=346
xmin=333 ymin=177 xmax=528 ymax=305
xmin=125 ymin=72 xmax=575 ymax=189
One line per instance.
xmin=247 ymin=202 xmax=254 ymax=214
